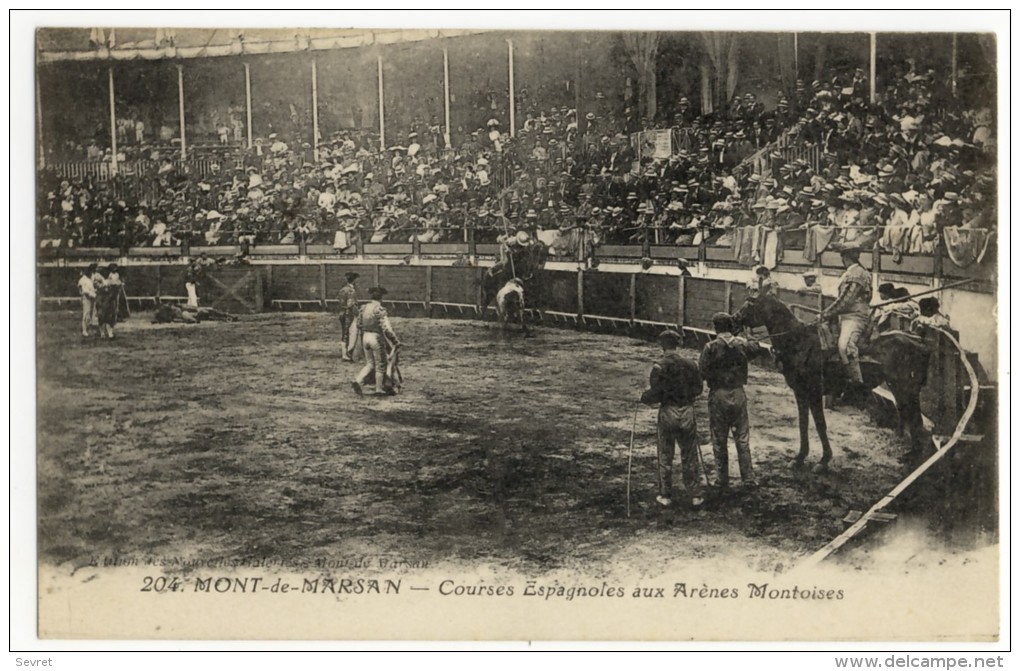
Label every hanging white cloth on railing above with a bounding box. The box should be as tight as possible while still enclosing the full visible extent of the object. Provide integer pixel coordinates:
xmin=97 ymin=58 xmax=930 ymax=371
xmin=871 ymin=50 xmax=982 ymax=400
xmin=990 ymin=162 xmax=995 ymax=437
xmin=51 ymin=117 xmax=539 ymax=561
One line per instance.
xmin=943 ymin=227 xmax=993 ymax=268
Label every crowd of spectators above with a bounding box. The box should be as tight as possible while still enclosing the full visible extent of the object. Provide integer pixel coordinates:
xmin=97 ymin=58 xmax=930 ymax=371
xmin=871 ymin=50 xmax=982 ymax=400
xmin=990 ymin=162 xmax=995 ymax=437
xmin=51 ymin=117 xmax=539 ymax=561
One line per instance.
xmin=37 ymin=56 xmax=996 ymax=268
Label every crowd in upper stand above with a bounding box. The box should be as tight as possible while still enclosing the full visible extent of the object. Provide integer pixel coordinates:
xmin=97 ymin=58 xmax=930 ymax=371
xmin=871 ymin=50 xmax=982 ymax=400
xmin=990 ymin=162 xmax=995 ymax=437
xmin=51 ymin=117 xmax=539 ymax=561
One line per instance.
xmin=37 ymin=56 xmax=996 ymax=267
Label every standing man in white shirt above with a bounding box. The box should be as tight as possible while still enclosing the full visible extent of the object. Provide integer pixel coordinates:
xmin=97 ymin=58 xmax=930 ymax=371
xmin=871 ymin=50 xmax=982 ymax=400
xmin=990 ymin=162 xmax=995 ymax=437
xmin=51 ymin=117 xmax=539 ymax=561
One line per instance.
xmin=78 ymin=263 xmax=98 ymax=337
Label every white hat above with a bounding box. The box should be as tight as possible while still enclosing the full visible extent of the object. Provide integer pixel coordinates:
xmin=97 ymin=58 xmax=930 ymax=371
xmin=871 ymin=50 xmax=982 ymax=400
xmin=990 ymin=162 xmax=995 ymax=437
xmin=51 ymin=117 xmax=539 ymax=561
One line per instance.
xmin=515 ymin=231 xmax=531 ymax=245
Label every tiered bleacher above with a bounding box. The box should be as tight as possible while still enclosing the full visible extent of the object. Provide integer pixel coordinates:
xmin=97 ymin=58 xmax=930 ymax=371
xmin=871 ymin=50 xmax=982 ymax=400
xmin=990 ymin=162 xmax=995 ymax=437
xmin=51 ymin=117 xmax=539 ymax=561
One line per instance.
xmin=37 ymin=30 xmax=996 ymax=271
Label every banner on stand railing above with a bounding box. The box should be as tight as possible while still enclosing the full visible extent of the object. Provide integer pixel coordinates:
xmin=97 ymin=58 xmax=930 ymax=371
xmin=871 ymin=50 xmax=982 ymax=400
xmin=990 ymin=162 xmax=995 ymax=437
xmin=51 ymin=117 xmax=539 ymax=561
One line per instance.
xmin=632 ymin=129 xmax=672 ymax=162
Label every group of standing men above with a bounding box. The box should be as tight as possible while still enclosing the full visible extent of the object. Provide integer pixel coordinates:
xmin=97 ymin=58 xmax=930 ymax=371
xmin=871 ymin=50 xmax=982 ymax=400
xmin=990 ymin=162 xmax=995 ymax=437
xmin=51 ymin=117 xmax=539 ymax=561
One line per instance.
xmin=641 ymin=315 xmax=763 ymax=509
xmin=77 ymin=263 xmax=125 ymax=339
xmin=642 ymin=244 xmax=929 ymax=508
xmin=336 ymin=272 xmax=402 ymax=397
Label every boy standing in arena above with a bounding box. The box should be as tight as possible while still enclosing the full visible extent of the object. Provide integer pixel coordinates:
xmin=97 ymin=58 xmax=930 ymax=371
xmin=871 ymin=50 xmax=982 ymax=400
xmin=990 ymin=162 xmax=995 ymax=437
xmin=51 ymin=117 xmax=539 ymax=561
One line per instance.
xmin=337 ymin=272 xmax=359 ymax=362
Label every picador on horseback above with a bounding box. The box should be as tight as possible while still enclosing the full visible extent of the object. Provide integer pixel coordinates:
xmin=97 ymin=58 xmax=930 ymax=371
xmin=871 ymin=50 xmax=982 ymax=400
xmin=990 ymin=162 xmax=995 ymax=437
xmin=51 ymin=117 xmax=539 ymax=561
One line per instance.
xmin=819 ymin=246 xmax=873 ymax=402
xmin=481 ymin=229 xmax=550 ymax=337
xmin=732 ymin=251 xmax=932 ymax=468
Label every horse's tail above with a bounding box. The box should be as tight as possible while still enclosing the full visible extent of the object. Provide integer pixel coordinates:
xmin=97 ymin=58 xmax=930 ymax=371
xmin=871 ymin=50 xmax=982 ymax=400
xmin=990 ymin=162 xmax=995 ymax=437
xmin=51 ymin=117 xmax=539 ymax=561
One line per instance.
xmin=480 ymin=271 xmax=499 ymax=308
xmin=872 ymin=332 xmax=932 ymax=390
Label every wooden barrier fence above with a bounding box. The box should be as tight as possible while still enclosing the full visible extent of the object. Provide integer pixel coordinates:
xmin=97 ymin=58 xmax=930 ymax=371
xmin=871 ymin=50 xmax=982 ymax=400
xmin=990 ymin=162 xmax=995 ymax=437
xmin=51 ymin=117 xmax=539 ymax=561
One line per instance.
xmin=36 ymin=260 xmax=978 ymax=433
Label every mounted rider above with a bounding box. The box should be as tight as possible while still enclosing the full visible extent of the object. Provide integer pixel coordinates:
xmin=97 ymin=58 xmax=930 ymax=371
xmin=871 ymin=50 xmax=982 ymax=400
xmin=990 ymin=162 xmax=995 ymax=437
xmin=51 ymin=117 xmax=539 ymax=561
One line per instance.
xmin=818 ymin=246 xmax=872 ymax=388
xmin=489 ymin=229 xmax=534 ymax=280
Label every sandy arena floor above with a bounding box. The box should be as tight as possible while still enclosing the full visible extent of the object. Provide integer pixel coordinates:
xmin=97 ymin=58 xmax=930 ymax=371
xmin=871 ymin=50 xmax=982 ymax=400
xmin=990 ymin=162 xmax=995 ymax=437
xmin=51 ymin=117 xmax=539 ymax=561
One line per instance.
xmin=38 ymin=311 xmax=913 ymax=576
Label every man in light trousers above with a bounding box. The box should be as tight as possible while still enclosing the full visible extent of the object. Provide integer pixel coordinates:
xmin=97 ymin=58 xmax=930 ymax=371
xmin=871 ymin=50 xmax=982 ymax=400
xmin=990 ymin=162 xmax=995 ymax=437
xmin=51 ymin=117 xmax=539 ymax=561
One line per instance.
xmin=819 ymin=247 xmax=873 ymax=399
xmin=352 ymin=287 xmax=400 ymax=396
xmin=699 ymin=312 xmax=763 ymax=489
xmin=78 ymin=263 xmax=98 ymax=337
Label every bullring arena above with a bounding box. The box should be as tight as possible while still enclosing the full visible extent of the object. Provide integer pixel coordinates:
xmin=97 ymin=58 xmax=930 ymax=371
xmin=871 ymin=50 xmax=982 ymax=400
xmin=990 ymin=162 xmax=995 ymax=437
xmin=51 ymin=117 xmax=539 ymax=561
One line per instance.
xmin=37 ymin=257 xmax=996 ymax=575
xmin=30 ymin=25 xmax=1001 ymax=640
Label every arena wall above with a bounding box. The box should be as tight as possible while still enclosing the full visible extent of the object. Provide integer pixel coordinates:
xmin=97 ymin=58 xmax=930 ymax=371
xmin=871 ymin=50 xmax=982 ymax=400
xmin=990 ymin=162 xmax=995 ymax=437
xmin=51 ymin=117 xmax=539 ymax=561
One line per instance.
xmin=37 ymin=254 xmax=993 ymax=437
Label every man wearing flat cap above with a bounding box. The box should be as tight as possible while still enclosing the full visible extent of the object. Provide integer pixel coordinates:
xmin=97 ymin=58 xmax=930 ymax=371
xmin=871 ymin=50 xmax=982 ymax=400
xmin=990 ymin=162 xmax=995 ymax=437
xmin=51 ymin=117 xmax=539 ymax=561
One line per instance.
xmin=336 ymin=272 xmax=360 ymax=362
xmin=353 ymin=287 xmax=400 ymax=396
xmin=699 ymin=313 xmax=763 ymax=489
xmin=640 ymin=329 xmax=705 ymax=508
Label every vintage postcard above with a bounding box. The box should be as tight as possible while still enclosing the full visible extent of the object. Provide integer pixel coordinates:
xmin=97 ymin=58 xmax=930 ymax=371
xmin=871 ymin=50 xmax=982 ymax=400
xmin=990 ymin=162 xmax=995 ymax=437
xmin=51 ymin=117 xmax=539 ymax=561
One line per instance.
xmin=30 ymin=19 xmax=1003 ymax=642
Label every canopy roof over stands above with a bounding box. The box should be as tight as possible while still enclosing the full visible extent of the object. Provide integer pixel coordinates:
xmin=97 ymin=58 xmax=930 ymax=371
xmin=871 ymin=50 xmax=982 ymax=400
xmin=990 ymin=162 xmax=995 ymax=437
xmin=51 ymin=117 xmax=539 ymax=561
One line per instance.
xmin=36 ymin=28 xmax=491 ymax=63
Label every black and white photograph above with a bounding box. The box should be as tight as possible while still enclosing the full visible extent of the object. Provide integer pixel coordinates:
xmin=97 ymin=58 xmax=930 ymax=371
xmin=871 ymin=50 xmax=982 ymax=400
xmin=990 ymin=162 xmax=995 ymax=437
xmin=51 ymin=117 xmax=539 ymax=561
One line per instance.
xmin=18 ymin=11 xmax=1007 ymax=647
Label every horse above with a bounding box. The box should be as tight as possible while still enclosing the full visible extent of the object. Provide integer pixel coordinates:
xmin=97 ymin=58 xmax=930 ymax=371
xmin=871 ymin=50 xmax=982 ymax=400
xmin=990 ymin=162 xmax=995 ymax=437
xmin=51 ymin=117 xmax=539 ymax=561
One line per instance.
xmin=480 ymin=241 xmax=549 ymax=335
xmin=494 ymin=278 xmax=530 ymax=337
xmin=732 ymin=293 xmax=931 ymax=469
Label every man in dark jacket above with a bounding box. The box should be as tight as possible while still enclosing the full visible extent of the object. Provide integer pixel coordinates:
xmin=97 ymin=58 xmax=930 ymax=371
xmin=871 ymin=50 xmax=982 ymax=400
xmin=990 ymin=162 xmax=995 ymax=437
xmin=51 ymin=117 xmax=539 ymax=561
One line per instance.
xmin=640 ymin=329 xmax=705 ymax=508
xmin=336 ymin=272 xmax=359 ymax=362
xmin=699 ymin=313 xmax=764 ymax=489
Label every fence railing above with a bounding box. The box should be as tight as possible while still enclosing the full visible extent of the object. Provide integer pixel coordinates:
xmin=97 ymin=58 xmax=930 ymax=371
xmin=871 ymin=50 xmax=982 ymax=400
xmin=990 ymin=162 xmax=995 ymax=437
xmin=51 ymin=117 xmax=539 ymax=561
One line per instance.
xmin=50 ymin=158 xmax=237 ymax=183
xmin=34 ymin=261 xmax=985 ymax=427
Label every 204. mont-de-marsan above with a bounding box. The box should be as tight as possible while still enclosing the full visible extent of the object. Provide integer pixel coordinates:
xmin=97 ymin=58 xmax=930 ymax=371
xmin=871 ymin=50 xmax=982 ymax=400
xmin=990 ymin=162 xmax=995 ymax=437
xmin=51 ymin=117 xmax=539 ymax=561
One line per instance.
xmin=154 ymin=576 xmax=844 ymax=600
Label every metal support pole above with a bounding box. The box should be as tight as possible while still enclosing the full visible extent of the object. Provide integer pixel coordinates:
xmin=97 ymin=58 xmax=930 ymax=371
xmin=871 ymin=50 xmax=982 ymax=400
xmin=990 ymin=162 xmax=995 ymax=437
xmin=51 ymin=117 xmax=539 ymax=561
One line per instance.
xmin=677 ymin=275 xmax=686 ymax=328
xmin=244 ymin=63 xmax=253 ymax=149
xmin=794 ymin=32 xmax=799 ymax=80
xmin=377 ymin=55 xmax=386 ymax=152
xmin=108 ymin=67 xmax=118 ymax=175
xmin=575 ymin=35 xmax=584 ymax=149
xmin=311 ymin=59 xmax=319 ymax=161
xmin=177 ymin=65 xmax=187 ymax=160
xmin=576 ymin=268 xmax=584 ymax=319
xmin=507 ymin=39 xmax=515 ymax=137
xmin=869 ymin=32 xmax=876 ymax=104
xmin=443 ymin=47 xmax=451 ymax=148
xmin=36 ymin=69 xmax=44 ymax=169
xmin=951 ymin=33 xmax=958 ymax=98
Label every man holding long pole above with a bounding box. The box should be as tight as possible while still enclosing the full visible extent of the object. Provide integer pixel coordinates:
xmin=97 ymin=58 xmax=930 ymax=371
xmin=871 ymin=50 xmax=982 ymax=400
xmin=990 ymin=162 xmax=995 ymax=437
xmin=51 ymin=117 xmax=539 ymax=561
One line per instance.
xmin=640 ymin=329 xmax=705 ymax=509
